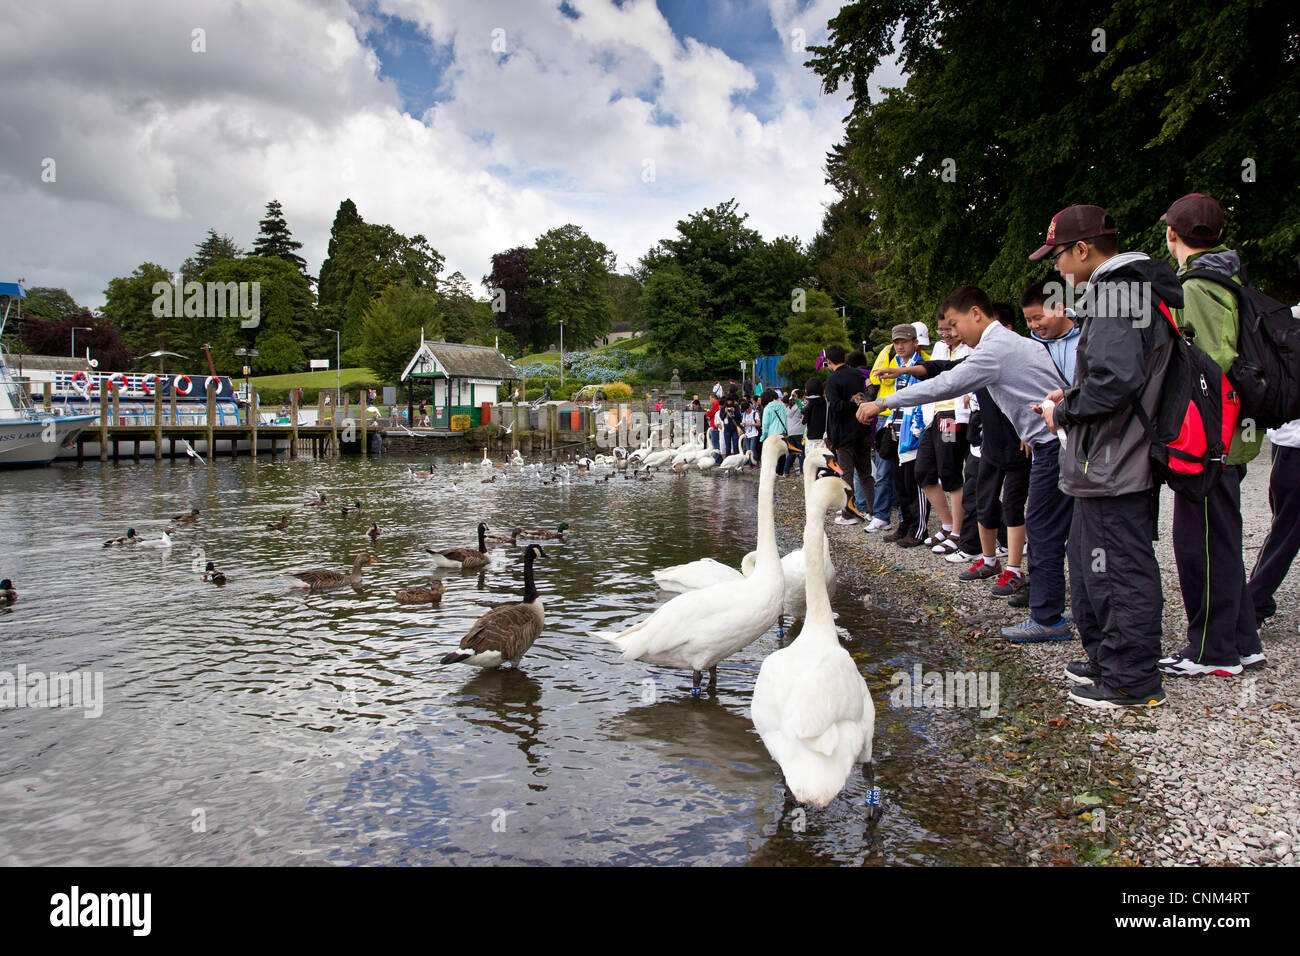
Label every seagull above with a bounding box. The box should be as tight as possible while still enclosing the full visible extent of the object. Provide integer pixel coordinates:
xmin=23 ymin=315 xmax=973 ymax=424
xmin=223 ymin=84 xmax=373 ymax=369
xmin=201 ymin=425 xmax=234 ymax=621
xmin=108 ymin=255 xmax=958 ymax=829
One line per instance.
xmin=180 ymin=439 xmax=206 ymax=465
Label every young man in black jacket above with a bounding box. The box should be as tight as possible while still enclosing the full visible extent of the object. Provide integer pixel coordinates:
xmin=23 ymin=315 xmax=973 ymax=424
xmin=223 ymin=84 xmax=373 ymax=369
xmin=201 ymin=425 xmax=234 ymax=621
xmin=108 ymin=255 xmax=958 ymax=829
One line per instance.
xmin=1033 ymin=204 xmax=1180 ymax=709
xmin=823 ymin=345 xmax=874 ymax=523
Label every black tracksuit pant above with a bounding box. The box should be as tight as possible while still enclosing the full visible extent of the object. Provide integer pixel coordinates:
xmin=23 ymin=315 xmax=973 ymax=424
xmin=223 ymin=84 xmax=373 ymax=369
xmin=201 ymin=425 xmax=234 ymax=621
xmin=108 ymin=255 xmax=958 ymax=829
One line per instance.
xmin=1249 ymin=444 xmax=1300 ymax=623
xmin=895 ymin=456 xmax=929 ymax=539
xmin=959 ymin=452 xmax=981 ymax=555
xmin=1068 ymin=490 xmax=1164 ymax=697
xmin=1173 ymin=464 xmax=1263 ymax=665
xmin=1026 ymin=440 xmax=1073 ymax=625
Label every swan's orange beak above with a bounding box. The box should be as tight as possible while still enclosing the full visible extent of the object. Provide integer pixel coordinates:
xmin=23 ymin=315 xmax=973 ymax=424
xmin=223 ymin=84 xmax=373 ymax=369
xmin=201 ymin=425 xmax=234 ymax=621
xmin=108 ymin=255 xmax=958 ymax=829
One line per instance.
xmin=822 ymin=455 xmax=843 ymax=476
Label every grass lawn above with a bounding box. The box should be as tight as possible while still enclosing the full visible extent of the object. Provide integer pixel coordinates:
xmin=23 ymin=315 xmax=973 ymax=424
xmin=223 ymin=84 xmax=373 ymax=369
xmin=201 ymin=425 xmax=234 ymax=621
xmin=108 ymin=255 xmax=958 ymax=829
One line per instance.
xmin=250 ymin=367 xmax=377 ymax=389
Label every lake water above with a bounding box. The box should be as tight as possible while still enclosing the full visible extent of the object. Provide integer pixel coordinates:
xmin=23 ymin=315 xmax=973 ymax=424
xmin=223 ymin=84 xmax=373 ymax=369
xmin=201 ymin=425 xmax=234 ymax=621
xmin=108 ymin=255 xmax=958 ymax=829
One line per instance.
xmin=0 ymin=453 xmax=1012 ymax=865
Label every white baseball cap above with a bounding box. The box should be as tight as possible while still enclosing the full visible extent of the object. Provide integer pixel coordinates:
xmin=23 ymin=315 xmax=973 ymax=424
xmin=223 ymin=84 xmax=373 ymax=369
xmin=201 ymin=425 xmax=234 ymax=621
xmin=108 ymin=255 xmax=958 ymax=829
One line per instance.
xmin=911 ymin=321 xmax=931 ymax=347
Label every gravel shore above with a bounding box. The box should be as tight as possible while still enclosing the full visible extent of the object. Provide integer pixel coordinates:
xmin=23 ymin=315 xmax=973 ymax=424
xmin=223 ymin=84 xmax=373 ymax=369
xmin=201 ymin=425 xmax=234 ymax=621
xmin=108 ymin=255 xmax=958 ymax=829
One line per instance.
xmin=773 ymin=443 xmax=1297 ymax=866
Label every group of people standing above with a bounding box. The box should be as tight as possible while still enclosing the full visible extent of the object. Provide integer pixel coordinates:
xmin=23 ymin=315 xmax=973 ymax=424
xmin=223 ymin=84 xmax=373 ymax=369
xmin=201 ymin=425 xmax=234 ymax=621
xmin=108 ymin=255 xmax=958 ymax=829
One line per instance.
xmin=704 ymin=382 xmax=810 ymax=476
xmin=811 ymin=194 xmax=1299 ymax=711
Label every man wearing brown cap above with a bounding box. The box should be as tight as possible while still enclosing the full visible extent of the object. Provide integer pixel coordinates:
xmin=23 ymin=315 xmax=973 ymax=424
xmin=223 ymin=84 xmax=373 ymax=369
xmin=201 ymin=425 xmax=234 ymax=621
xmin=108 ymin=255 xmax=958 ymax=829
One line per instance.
xmin=1031 ymin=204 xmax=1183 ymax=709
xmin=1159 ymin=192 xmax=1265 ymax=677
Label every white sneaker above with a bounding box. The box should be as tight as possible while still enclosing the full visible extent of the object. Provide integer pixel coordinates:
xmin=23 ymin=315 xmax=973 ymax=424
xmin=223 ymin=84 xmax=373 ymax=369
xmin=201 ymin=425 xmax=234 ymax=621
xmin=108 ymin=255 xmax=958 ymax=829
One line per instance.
xmin=1157 ymin=656 xmax=1243 ymax=677
xmin=834 ymin=514 xmax=861 ymax=525
xmin=995 ymin=545 xmax=1008 ymax=558
xmin=945 ymin=549 xmax=977 ymax=563
xmin=1241 ymin=652 xmax=1267 ymax=669
xmin=865 ymin=517 xmax=889 ymax=533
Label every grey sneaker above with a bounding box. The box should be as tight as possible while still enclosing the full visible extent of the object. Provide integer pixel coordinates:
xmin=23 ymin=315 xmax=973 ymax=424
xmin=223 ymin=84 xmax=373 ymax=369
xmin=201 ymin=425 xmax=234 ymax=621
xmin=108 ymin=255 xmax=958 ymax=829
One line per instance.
xmin=1241 ymin=652 xmax=1267 ymax=669
xmin=1002 ymin=617 xmax=1074 ymax=643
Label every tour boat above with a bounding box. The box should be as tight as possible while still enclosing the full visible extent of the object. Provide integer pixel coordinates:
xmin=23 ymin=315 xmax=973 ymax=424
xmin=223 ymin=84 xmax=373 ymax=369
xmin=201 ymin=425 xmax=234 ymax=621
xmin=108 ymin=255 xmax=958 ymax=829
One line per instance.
xmin=0 ymin=282 xmax=97 ymax=467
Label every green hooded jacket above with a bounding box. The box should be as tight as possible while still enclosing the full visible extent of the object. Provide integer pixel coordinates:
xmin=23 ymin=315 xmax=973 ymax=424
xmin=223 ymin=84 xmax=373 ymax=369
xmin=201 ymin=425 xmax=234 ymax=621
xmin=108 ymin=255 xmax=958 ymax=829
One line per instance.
xmin=1173 ymin=245 xmax=1263 ymax=466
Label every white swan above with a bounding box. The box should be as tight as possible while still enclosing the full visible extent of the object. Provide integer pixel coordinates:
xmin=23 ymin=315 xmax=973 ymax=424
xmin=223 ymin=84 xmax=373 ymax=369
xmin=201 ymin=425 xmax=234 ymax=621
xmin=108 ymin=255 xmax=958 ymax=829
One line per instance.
xmin=479 ymin=447 xmax=493 ymax=468
xmin=596 ymin=434 xmax=787 ymax=696
xmin=717 ymin=449 xmax=755 ymax=475
xmin=653 ymin=556 xmax=749 ymax=593
xmin=695 ymin=452 xmax=720 ymax=472
xmin=750 ymin=471 xmax=875 ymax=807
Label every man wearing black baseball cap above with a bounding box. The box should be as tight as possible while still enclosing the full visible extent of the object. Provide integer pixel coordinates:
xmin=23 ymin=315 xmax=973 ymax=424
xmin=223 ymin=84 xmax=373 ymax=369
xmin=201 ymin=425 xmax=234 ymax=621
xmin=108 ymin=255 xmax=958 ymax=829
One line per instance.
xmin=1032 ymin=204 xmax=1184 ymax=709
xmin=1160 ymin=193 xmax=1266 ymax=678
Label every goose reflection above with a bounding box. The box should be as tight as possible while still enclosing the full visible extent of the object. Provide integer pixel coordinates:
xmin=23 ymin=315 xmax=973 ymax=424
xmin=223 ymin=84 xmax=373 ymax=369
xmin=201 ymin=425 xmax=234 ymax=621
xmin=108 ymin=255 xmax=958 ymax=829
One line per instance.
xmin=454 ymin=669 xmax=546 ymax=776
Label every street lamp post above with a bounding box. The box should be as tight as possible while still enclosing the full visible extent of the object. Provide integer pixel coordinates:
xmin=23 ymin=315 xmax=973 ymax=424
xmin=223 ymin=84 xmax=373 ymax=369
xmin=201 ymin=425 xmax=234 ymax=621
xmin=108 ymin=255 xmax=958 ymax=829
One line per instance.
xmin=324 ymin=328 xmax=341 ymax=411
xmin=71 ymin=326 xmax=92 ymax=358
xmin=559 ymin=320 xmax=564 ymax=388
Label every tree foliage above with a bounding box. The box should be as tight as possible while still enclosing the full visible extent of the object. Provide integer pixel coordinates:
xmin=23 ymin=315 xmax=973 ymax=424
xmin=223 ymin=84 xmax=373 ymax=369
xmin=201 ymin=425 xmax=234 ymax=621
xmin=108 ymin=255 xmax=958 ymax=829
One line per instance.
xmin=250 ymin=199 xmax=308 ymax=276
xmin=181 ymin=229 xmax=244 ymax=284
xmin=527 ymin=224 xmax=616 ymax=349
xmin=805 ymin=0 xmax=1300 ymax=314
xmin=777 ymin=289 xmax=851 ymax=388
xmin=361 ymin=281 xmax=441 ymax=386
xmin=483 ymin=246 xmax=543 ymax=351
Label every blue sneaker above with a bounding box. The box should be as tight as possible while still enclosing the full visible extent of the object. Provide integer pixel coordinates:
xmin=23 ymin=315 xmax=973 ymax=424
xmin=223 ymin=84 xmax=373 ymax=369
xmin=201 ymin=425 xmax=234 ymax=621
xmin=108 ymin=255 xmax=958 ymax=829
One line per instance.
xmin=1002 ymin=617 xmax=1074 ymax=643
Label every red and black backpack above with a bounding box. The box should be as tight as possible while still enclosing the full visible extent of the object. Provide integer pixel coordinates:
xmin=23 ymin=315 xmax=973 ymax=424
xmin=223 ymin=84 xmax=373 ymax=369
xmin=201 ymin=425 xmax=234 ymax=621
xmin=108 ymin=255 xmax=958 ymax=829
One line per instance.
xmin=1134 ymin=300 xmax=1238 ymax=501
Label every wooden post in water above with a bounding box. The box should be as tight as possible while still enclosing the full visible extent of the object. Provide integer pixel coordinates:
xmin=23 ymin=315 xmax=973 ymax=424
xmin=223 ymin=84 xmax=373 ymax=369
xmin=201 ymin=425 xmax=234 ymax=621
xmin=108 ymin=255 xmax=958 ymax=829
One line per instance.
xmin=99 ymin=380 xmax=109 ymax=462
xmin=290 ymin=390 xmax=299 ymax=459
xmin=206 ymin=381 xmax=216 ymax=463
xmin=250 ymin=385 xmax=259 ymax=460
xmin=153 ymin=384 xmax=162 ymax=460
xmin=168 ymin=379 xmax=176 ymax=427
xmin=110 ymin=383 xmax=121 ymax=462
xmin=43 ymin=382 xmax=52 ymax=412
xmin=330 ymin=399 xmax=338 ymax=458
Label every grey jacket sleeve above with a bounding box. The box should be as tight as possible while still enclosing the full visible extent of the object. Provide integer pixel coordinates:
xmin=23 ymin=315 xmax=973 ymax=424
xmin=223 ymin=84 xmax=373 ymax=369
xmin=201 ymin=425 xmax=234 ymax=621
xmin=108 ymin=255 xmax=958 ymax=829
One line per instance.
xmin=884 ymin=349 xmax=997 ymax=410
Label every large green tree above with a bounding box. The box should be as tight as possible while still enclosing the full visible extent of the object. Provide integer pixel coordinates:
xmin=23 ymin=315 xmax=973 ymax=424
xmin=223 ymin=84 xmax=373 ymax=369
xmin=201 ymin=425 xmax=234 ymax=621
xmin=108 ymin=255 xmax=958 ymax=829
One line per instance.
xmin=360 ymin=281 xmax=441 ymax=385
xmin=641 ymin=264 xmax=708 ymax=377
xmin=806 ymin=0 xmax=1300 ymax=314
xmin=777 ymin=289 xmax=852 ymax=388
xmin=483 ymin=246 xmax=543 ymax=351
xmin=181 ymin=229 xmax=244 ymax=284
xmin=250 ymin=199 xmax=308 ymax=276
xmin=196 ymin=256 xmax=314 ymax=375
xmin=527 ymin=224 xmax=616 ymax=349
xmin=101 ymin=262 xmax=175 ymax=356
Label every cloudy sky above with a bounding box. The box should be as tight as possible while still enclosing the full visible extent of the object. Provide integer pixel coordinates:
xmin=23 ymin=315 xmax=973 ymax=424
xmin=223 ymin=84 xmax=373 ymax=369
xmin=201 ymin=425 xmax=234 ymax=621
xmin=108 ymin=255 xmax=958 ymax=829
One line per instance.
xmin=1 ymin=0 xmax=897 ymax=309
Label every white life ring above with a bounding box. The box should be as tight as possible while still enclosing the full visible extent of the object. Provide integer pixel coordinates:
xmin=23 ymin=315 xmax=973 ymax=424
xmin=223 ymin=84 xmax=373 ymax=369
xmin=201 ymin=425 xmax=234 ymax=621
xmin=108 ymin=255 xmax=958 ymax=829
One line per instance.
xmin=204 ymin=376 xmax=221 ymax=396
xmin=173 ymin=375 xmax=194 ymax=396
xmin=106 ymin=372 xmax=127 ymax=392
xmin=141 ymin=374 xmax=156 ymax=396
xmin=71 ymin=371 xmax=90 ymax=394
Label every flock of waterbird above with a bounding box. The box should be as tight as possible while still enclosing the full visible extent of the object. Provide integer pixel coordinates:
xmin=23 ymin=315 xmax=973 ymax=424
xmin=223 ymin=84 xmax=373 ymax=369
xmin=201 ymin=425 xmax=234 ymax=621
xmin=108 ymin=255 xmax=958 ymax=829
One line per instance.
xmin=70 ymin=427 xmax=876 ymax=810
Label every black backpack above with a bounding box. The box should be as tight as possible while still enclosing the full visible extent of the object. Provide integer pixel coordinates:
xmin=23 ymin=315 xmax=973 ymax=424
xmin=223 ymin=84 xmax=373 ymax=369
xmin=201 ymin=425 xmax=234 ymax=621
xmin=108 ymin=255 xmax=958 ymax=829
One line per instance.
xmin=1134 ymin=300 xmax=1238 ymax=502
xmin=1181 ymin=267 xmax=1300 ymax=430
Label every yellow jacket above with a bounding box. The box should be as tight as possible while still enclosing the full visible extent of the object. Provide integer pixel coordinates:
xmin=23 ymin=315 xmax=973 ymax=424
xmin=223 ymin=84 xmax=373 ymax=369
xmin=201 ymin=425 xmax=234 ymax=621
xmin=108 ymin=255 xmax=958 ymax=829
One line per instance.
xmin=870 ymin=342 xmax=929 ymax=418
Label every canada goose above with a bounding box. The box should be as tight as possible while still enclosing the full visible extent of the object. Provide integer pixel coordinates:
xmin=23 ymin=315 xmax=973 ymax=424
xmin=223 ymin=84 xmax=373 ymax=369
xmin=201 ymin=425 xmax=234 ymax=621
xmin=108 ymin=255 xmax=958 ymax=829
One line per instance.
xmin=595 ymin=434 xmax=786 ymax=697
xmin=751 ymin=470 xmax=874 ymax=807
xmin=171 ymin=507 xmax=200 ymax=523
xmin=203 ymin=561 xmax=227 ymax=585
xmin=340 ymin=501 xmax=363 ymax=516
xmin=520 ymin=522 xmax=569 ymax=540
xmin=367 ymin=523 xmax=382 ymax=540
xmin=441 ymin=545 xmax=547 ymax=668
xmin=266 ymin=514 xmax=291 ymax=531
xmin=0 ymin=579 xmax=15 ymax=605
xmin=484 ymin=527 xmax=522 ymax=546
xmin=395 ymin=578 xmax=446 ymax=605
xmin=291 ymin=553 xmax=374 ymax=593
xmin=427 ymin=522 xmax=491 ymax=569
xmin=104 ymin=528 xmax=138 ymax=547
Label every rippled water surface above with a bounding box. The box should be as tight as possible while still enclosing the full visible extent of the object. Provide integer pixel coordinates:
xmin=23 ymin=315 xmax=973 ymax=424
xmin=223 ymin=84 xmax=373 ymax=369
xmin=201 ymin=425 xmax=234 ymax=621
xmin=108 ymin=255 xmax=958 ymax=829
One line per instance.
xmin=1 ymin=453 xmax=1009 ymax=865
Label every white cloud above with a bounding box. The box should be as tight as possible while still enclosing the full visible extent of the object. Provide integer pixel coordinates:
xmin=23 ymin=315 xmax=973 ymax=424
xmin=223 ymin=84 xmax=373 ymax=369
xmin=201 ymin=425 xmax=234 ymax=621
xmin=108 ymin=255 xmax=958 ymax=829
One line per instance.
xmin=0 ymin=0 xmax=856 ymax=310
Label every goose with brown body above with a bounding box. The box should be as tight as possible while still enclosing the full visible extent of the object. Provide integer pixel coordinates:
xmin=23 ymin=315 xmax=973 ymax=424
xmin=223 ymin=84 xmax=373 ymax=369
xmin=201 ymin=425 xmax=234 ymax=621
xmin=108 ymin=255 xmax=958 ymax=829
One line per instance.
xmin=441 ymin=545 xmax=547 ymax=668
xmin=291 ymin=554 xmax=374 ymax=593
xmin=427 ymin=523 xmax=491 ymax=569
xmin=395 ymin=579 xmax=446 ymax=604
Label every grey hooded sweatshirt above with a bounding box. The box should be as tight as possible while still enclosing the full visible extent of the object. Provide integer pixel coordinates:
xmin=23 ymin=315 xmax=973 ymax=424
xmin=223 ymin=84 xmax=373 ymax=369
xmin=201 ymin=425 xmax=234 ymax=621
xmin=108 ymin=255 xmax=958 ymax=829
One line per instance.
xmin=881 ymin=320 xmax=1060 ymax=446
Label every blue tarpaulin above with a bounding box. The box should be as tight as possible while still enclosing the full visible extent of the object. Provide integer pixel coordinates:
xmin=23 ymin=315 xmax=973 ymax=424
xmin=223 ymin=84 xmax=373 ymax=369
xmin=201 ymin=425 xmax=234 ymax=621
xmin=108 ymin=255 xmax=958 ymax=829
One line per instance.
xmin=753 ymin=355 xmax=786 ymax=390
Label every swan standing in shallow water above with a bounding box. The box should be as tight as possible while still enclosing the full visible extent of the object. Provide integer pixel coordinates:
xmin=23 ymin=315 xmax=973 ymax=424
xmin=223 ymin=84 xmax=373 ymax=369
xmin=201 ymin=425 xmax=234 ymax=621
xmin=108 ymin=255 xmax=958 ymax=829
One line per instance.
xmin=777 ymin=438 xmax=838 ymax=620
xmin=750 ymin=470 xmax=875 ymax=808
xmin=595 ymin=434 xmax=786 ymax=697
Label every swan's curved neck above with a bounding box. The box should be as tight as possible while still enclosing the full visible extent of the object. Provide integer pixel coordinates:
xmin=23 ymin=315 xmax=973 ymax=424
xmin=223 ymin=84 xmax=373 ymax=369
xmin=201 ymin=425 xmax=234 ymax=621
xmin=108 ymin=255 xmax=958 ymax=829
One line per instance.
xmin=800 ymin=495 xmax=836 ymax=639
xmin=756 ymin=441 xmax=779 ymax=563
